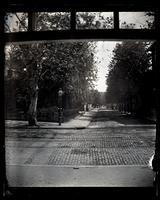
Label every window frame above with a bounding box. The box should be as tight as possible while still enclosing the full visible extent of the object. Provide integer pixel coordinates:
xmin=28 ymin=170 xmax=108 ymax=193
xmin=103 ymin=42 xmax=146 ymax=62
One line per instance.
xmin=1 ymin=1 xmax=160 ymax=198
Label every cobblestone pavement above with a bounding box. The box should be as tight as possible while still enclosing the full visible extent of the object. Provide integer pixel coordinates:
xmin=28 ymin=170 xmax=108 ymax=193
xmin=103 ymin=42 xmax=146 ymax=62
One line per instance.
xmin=5 ymin=110 xmax=156 ymax=166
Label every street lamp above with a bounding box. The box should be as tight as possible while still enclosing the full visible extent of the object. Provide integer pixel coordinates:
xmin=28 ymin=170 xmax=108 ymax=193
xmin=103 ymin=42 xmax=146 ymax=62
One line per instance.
xmin=58 ymin=88 xmax=63 ymax=98
xmin=58 ymin=88 xmax=63 ymax=126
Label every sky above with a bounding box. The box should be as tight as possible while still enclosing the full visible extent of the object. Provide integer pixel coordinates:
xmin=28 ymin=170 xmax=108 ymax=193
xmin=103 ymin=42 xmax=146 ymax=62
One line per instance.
xmin=94 ymin=41 xmax=118 ymax=92
xmin=119 ymin=12 xmax=153 ymax=28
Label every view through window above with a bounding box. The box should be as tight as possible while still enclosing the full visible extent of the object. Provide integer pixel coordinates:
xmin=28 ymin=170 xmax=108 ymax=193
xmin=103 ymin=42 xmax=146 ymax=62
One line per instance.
xmin=5 ymin=39 xmax=156 ymax=186
xmin=4 ymin=11 xmax=157 ymax=187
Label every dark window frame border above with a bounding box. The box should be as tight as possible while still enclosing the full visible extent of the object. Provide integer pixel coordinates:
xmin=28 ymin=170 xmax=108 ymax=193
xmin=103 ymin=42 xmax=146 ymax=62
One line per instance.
xmin=1 ymin=1 xmax=160 ymax=199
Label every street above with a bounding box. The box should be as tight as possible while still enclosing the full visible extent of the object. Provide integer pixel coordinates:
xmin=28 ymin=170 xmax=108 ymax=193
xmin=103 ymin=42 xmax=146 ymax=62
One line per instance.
xmin=5 ymin=108 xmax=156 ymax=187
xmin=5 ymin=108 xmax=156 ymax=166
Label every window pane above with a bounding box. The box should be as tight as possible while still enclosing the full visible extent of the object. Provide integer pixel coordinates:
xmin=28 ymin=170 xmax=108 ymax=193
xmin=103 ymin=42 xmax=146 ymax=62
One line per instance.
xmin=5 ymin=13 xmax=28 ymax=33
xmin=119 ymin=12 xmax=155 ymax=29
xmin=35 ymin=12 xmax=71 ymax=31
xmin=76 ymin=12 xmax=114 ymax=29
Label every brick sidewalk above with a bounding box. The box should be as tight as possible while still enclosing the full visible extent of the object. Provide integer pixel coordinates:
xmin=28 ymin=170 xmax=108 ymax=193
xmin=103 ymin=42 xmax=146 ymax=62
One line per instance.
xmin=5 ymin=126 xmax=155 ymax=166
xmin=5 ymin=109 xmax=156 ymax=188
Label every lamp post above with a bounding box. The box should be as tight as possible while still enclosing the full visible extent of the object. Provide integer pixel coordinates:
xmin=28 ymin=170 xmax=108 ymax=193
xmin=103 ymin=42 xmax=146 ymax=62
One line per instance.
xmin=58 ymin=88 xmax=63 ymax=126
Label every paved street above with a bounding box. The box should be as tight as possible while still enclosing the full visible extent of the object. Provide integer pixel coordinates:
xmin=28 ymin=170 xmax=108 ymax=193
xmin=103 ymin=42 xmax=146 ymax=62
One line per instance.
xmin=5 ymin=109 xmax=156 ymax=166
xmin=5 ymin=108 xmax=156 ymax=187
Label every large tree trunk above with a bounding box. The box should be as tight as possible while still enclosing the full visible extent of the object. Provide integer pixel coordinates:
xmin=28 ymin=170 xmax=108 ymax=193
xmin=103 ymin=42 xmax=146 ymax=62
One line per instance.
xmin=28 ymin=83 xmax=39 ymax=126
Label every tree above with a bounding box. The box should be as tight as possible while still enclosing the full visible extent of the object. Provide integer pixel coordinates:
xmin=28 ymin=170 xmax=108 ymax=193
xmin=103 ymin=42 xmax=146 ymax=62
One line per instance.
xmin=5 ymin=12 xmax=100 ymax=125
xmin=76 ymin=12 xmax=113 ymax=29
xmin=5 ymin=11 xmax=115 ymax=125
xmin=5 ymin=41 xmax=97 ymax=125
xmin=106 ymin=41 xmax=153 ymax=115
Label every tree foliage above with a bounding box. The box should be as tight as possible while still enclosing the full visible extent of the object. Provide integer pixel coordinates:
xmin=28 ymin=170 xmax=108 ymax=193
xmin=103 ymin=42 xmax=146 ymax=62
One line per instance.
xmin=5 ymin=40 xmax=97 ymax=115
xmin=5 ymin=12 xmax=101 ymax=124
xmin=106 ymin=41 xmax=155 ymax=116
xmin=76 ymin=12 xmax=113 ymax=29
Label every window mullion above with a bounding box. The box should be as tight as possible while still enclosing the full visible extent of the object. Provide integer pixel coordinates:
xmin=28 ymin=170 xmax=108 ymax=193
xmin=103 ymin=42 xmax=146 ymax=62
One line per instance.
xmin=28 ymin=12 xmax=36 ymax=31
xmin=114 ymin=11 xmax=119 ymax=30
xmin=70 ymin=10 xmax=76 ymax=30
